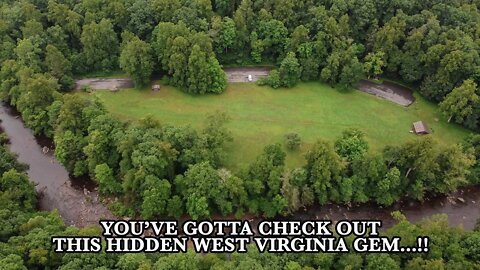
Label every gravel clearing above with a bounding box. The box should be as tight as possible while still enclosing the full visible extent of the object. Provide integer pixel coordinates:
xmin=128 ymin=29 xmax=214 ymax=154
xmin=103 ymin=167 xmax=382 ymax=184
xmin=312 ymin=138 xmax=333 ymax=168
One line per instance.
xmin=357 ymin=80 xmax=415 ymax=106
xmin=224 ymin=67 xmax=271 ymax=82
xmin=75 ymin=78 xmax=134 ymax=91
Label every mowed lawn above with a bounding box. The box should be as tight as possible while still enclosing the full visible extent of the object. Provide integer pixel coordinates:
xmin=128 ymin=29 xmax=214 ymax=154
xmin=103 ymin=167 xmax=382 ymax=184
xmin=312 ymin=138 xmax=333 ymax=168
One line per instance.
xmin=93 ymin=82 xmax=471 ymax=170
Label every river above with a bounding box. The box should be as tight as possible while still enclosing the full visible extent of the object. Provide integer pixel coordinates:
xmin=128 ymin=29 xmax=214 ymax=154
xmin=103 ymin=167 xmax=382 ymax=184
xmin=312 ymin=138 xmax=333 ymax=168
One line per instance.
xmin=0 ymin=104 xmax=113 ymax=227
xmin=0 ymin=103 xmax=479 ymax=230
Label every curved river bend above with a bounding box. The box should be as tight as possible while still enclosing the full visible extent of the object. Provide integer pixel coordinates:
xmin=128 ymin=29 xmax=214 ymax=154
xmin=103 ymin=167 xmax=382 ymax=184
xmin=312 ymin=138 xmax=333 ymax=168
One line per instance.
xmin=0 ymin=103 xmax=479 ymax=229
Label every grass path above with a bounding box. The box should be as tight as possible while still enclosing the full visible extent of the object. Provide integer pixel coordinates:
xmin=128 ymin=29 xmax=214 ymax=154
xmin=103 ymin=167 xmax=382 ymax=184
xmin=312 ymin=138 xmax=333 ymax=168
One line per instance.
xmin=93 ymin=82 xmax=471 ymax=170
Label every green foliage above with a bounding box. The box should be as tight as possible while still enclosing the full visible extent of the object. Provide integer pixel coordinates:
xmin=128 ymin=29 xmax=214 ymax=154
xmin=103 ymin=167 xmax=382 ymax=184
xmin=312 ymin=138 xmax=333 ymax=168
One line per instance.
xmin=141 ymin=177 xmax=171 ymax=219
xmin=14 ymin=39 xmax=41 ymax=72
xmin=94 ymin=164 xmax=122 ymax=195
xmin=80 ymin=19 xmax=119 ymax=71
xmin=278 ymin=52 xmax=301 ymax=88
xmin=384 ymin=138 xmax=474 ymax=200
xmin=284 ymin=133 xmax=301 ymax=151
xmin=119 ymin=37 xmax=154 ymax=88
xmin=0 ymin=169 xmax=36 ymax=212
xmin=305 ymin=140 xmax=345 ymax=204
xmin=440 ymin=79 xmax=479 ymax=124
xmin=45 ymin=44 xmax=73 ymax=91
xmin=16 ymin=73 xmax=60 ymax=135
xmin=364 ymin=51 xmax=385 ymax=79
xmin=335 ymin=128 xmax=368 ymax=161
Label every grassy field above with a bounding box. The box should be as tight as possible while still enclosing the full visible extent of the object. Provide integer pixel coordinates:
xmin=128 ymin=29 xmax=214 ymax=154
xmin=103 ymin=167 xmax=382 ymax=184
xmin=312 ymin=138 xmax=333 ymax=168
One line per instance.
xmin=92 ymin=82 xmax=471 ymax=170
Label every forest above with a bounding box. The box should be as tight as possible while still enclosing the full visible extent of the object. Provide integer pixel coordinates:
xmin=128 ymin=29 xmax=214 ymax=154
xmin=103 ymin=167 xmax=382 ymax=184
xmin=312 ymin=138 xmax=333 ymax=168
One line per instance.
xmin=1 ymin=0 xmax=480 ymax=268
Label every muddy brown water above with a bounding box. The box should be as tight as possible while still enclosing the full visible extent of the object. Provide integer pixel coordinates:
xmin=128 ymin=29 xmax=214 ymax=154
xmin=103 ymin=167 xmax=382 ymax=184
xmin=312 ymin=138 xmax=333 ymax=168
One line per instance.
xmin=0 ymin=104 xmax=113 ymax=227
xmin=357 ymin=80 xmax=415 ymax=106
xmin=0 ymin=103 xmax=479 ymax=230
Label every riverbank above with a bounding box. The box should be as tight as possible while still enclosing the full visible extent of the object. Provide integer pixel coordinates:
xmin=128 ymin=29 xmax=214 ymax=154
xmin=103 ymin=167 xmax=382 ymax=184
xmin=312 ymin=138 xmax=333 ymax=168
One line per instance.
xmin=0 ymin=104 xmax=113 ymax=227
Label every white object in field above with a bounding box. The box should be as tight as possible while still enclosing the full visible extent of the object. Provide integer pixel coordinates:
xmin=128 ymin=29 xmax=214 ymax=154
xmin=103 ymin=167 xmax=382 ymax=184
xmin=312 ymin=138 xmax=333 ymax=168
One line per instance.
xmin=248 ymin=75 xmax=253 ymax=82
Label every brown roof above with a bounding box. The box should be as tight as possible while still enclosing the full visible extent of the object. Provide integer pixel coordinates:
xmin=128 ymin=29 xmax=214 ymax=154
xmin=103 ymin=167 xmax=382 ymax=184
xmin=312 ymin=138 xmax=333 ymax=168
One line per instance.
xmin=413 ymin=121 xmax=429 ymax=134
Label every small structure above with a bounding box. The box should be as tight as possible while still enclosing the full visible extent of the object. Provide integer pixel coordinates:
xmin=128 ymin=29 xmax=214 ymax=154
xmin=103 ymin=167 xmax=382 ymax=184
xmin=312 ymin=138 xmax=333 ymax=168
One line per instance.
xmin=412 ymin=121 xmax=429 ymax=135
xmin=152 ymin=84 xmax=161 ymax=92
xmin=247 ymin=75 xmax=253 ymax=82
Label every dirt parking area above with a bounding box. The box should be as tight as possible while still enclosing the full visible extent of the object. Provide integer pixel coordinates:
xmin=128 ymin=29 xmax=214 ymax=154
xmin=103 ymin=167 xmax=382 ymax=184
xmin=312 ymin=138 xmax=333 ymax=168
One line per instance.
xmin=357 ymin=80 xmax=415 ymax=106
xmin=224 ymin=67 xmax=271 ymax=82
xmin=75 ymin=78 xmax=134 ymax=91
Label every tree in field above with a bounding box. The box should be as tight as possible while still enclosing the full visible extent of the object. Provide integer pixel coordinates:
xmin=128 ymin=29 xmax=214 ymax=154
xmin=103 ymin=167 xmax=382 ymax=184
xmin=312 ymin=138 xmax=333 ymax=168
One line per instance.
xmin=168 ymin=36 xmax=190 ymax=89
xmin=439 ymin=79 xmax=479 ymax=124
xmin=187 ymin=45 xmax=209 ymax=94
xmin=363 ymin=51 xmax=385 ymax=79
xmin=80 ymin=19 xmax=119 ymax=71
xmin=284 ymin=133 xmax=301 ymax=150
xmin=338 ymin=57 xmax=364 ymax=91
xmin=119 ymin=37 xmax=154 ymax=88
xmin=279 ymin=52 xmax=301 ymax=88
xmin=335 ymin=128 xmax=368 ymax=161
xmin=304 ymin=140 xmax=345 ymax=204
xmin=206 ymin=56 xmax=227 ymax=93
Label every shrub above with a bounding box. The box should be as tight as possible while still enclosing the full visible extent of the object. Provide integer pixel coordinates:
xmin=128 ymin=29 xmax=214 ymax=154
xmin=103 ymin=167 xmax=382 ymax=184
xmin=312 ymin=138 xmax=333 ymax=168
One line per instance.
xmin=285 ymin=133 xmax=301 ymax=150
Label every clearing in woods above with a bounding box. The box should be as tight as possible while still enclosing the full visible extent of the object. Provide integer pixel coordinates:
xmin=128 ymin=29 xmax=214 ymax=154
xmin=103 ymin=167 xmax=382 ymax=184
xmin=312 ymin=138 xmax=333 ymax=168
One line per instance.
xmin=91 ymin=82 xmax=470 ymax=170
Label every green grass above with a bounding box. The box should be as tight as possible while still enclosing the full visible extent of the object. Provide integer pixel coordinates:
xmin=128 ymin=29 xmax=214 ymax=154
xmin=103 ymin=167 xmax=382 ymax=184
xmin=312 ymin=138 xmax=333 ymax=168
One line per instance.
xmin=92 ymin=82 xmax=471 ymax=171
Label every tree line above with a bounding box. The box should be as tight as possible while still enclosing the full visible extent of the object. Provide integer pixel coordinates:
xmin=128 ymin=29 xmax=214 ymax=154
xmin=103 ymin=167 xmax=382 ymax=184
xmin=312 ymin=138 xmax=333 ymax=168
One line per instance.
xmin=3 ymin=0 xmax=480 ymax=122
